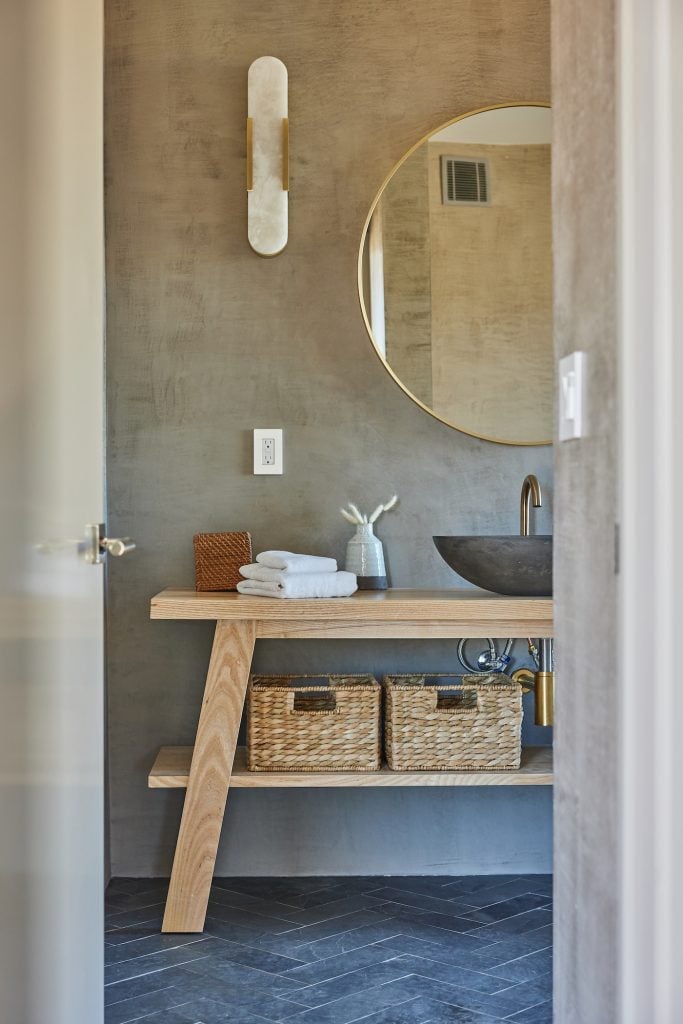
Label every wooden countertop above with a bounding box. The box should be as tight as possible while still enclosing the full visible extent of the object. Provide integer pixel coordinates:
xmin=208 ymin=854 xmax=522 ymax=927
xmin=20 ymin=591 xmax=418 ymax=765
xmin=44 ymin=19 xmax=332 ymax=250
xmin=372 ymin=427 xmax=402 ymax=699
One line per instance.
xmin=150 ymin=588 xmax=553 ymax=638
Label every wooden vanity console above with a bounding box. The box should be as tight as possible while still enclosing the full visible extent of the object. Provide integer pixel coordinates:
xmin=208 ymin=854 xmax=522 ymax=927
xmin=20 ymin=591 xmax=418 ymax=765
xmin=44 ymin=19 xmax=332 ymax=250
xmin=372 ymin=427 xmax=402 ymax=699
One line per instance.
xmin=149 ymin=588 xmax=553 ymax=933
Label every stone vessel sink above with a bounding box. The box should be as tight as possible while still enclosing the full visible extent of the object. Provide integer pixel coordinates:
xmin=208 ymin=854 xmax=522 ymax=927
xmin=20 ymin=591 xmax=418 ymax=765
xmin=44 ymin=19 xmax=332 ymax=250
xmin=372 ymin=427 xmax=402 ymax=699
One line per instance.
xmin=433 ymin=536 xmax=553 ymax=597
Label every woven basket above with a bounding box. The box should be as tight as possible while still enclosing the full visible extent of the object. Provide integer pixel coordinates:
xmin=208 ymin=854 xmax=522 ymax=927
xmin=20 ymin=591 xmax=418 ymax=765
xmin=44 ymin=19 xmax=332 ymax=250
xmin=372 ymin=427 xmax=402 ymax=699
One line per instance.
xmin=384 ymin=673 xmax=522 ymax=771
xmin=193 ymin=531 xmax=252 ymax=591
xmin=248 ymin=674 xmax=381 ymax=772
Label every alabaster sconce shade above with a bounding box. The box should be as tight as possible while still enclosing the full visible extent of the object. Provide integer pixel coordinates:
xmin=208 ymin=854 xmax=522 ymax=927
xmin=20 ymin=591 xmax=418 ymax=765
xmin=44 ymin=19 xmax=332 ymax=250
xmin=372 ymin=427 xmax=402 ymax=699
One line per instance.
xmin=247 ymin=56 xmax=288 ymax=256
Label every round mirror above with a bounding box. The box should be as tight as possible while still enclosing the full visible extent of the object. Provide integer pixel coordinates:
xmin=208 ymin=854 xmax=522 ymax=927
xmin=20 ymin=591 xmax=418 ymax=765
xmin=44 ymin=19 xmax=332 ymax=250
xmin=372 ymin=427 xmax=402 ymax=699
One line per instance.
xmin=359 ymin=104 xmax=552 ymax=445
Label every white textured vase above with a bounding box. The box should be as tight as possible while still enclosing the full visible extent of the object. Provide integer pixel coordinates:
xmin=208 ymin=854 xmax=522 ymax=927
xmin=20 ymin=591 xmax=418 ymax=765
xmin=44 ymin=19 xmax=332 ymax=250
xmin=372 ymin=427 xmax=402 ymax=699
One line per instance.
xmin=345 ymin=523 xmax=387 ymax=590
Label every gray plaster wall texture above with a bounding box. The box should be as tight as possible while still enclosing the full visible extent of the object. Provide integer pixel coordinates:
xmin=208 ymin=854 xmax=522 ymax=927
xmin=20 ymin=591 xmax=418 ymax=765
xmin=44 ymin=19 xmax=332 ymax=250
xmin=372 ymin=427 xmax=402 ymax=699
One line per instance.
xmin=551 ymin=0 xmax=619 ymax=1020
xmin=105 ymin=0 xmax=554 ymax=876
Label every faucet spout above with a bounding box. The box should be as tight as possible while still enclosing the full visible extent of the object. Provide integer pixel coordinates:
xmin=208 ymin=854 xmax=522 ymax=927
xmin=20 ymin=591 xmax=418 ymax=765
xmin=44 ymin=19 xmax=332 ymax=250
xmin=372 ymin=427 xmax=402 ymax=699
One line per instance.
xmin=520 ymin=474 xmax=542 ymax=536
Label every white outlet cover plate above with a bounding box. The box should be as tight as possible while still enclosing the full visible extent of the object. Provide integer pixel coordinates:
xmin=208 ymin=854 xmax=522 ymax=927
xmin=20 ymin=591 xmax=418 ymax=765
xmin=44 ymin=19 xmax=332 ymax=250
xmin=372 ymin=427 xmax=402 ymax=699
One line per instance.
xmin=253 ymin=428 xmax=283 ymax=474
xmin=559 ymin=351 xmax=586 ymax=441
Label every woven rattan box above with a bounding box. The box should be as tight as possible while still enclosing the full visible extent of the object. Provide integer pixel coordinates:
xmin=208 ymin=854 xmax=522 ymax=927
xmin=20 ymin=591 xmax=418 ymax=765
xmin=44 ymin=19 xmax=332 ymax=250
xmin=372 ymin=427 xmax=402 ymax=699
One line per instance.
xmin=384 ymin=673 xmax=522 ymax=771
xmin=193 ymin=531 xmax=252 ymax=591
xmin=247 ymin=674 xmax=381 ymax=772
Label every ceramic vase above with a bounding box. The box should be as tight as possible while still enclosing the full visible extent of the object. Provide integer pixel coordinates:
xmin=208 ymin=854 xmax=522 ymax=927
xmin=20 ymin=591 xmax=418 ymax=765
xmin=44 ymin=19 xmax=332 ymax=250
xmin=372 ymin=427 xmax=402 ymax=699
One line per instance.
xmin=345 ymin=523 xmax=387 ymax=590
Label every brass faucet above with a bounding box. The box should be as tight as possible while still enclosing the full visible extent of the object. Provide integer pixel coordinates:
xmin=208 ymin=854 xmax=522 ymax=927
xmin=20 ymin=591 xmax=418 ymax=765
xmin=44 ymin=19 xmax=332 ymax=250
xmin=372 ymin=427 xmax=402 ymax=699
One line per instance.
xmin=520 ymin=474 xmax=542 ymax=536
xmin=516 ymin=475 xmax=553 ymax=726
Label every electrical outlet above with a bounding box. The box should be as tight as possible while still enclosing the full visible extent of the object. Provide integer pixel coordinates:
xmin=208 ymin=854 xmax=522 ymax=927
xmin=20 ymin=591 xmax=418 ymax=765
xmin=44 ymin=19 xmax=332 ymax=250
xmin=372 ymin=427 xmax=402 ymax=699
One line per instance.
xmin=262 ymin=437 xmax=275 ymax=465
xmin=253 ymin=428 xmax=283 ymax=475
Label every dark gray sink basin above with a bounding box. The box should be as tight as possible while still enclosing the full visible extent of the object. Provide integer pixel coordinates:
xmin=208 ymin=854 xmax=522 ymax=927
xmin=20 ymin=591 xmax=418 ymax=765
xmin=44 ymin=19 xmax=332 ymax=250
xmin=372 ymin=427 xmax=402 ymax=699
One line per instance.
xmin=433 ymin=536 xmax=553 ymax=597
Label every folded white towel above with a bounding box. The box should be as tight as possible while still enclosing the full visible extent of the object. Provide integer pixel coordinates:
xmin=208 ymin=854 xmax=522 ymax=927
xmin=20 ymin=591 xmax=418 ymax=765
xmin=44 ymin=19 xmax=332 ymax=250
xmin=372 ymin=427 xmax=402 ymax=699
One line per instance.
xmin=239 ymin=563 xmax=296 ymax=584
xmin=255 ymin=550 xmax=337 ymax=573
xmin=236 ymin=570 xmax=357 ymax=599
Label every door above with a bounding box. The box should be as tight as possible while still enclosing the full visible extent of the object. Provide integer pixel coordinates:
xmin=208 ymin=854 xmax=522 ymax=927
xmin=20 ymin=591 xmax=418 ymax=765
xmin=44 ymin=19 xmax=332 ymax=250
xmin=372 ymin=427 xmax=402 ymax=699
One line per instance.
xmin=0 ymin=2 xmax=106 ymax=1022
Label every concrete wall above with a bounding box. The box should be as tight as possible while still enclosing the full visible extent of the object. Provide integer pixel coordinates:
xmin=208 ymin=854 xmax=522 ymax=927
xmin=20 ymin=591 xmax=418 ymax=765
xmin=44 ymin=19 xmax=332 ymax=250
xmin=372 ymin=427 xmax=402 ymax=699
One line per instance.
xmin=105 ymin=0 xmax=554 ymax=876
xmin=552 ymin=0 xmax=619 ymax=1019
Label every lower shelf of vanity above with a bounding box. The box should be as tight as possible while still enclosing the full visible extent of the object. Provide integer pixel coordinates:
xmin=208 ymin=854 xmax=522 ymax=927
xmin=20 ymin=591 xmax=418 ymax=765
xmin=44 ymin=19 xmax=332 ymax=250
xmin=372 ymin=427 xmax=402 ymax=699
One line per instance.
xmin=149 ymin=745 xmax=552 ymax=788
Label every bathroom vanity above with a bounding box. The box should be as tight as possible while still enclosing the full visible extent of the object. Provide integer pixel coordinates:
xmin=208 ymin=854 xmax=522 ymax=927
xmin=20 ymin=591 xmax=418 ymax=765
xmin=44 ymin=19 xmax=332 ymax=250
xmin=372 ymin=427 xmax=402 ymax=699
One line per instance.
xmin=149 ymin=588 xmax=553 ymax=933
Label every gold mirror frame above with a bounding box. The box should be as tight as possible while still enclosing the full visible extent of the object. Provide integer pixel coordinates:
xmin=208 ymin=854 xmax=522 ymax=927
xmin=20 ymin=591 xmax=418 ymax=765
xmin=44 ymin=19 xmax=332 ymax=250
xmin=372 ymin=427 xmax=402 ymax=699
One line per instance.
xmin=357 ymin=101 xmax=552 ymax=447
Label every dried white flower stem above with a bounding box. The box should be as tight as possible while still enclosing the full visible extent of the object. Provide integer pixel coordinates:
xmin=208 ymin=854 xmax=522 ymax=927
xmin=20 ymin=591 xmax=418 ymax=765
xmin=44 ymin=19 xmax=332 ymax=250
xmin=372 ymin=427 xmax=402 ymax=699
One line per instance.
xmin=341 ymin=495 xmax=399 ymax=527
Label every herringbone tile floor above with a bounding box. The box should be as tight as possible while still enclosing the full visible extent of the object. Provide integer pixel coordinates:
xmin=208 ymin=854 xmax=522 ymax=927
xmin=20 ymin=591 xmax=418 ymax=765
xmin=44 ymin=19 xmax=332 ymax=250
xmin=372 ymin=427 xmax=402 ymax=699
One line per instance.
xmin=105 ymin=875 xmax=553 ymax=1024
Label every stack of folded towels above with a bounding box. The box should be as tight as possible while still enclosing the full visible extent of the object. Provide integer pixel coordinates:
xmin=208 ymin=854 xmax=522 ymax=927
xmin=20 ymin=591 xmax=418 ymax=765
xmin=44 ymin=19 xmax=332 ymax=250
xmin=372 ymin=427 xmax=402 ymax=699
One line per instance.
xmin=237 ymin=550 xmax=358 ymax=599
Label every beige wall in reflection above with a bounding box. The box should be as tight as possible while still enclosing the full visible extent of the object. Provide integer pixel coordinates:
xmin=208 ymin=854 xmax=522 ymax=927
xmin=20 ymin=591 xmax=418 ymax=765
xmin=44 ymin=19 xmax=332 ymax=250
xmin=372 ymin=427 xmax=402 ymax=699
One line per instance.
xmin=382 ymin=140 xmax=552 ymax=443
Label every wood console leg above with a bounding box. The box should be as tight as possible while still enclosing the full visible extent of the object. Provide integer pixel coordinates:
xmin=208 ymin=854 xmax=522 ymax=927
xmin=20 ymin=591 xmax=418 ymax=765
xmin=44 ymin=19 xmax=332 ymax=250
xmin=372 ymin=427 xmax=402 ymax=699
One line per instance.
xmin=162 ymin=619 xmax=255 ymax=933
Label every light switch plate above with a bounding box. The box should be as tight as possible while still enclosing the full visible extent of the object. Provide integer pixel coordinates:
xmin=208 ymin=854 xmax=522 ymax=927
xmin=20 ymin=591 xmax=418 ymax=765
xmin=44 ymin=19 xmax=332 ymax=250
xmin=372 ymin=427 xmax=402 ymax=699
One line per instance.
xmin=559 ymin=351 xmax=586 ymax=441
xmin=253 ymin=428 xmax=283 ymax=474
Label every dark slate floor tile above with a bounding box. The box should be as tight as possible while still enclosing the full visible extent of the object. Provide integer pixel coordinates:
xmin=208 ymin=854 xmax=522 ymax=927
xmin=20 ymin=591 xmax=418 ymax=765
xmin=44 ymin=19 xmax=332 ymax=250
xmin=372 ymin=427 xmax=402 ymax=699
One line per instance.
xmin=371 ymin=902 xmax=429 ymax=917
xmin=293 ymin=919 xmax=404 ymax=959
xmin=442 ymin=881 xmax=543 ymax=910
xmin=279 ymin=884 xmax=364 ymax=910
xmin=165 ymin=969 xmax=304 ymax=1022
xmin=280 ymin=977 xmax=427 ymax=1024
xmin=461 ymin=895 xmax=551 ymax=926
xmin=471 ymin=939 xmax=551 ymax=969
xmin=387 ymin=916 xmax=492 ymax=952
xmin=103 ymin=877 xmax=554 ymax=1024
xmin=106 ymin=904 xmax=167 ymax=931
xmin=105 ymin=885 xmax=171 ymax=913
xmin=466 ymin=910 xmax=552 ymax=941
xmin=200 ymin=935 xmax=307 ymax=974
xmin=439 ymin=876 xmax=523 ymax=896
xmin=105 ymin=966 xmax=188 ymax=1006
xmin=284 ymin=959 xmax=413 ymax=1009
xmin=363 ymin=878 xmax=474 ymax=900
xmin=415 ymin=998 xmax=501 ymax=1022
xmin=103 ymin=938 xmax=226 ymax=984
xmin=372 ymin=935 xmax=506 ymax=973
xmin=274 ymin=894 xmax=385 ymax=927
xmin=105 ymin=932 xmax=208 ymax=966
xmin=524 ymin=924 xmax=553 ymax=944
xmin=366 ymin=876 xmax=464 ymax=889
xmin=209 ymin=886 xmax=309 ymax=922
xmin=206 ymin=901 xmax=304 ymax=935
xmin=366 ymin=888 xmax=477 ymax=918
xmin=181 ymin=953 xmax=306 ymax=998
xmin=341 ymin=995 xmax=436 ymax=1023
xmin=484 ymin=947 xmax=552 ymax=983
xmin=213 ymin=878 xmax=341 ymax=903
xmin=282 ymin=943 xmax=398 ymax=986
xmin=497 ymin=973 xmax=552 ymax=1007
xmin=105 ymin=922 xmax=168 ymax=946
xmin=135 ymin=1000 xmax=272 ymax=1024
xmin=522 ymin=881 xmax=553 ymax=899
xmin=270 ymin=909 xmax=392 ymax=943
xmin=400 ymin=911 xmax=484 ymax=935
xmin=506 ymin=999 xmax=553 ymax=1023
xmin=203 ymin=920 xmax=322 ymax=962
xmin=104 ymin=984 xmax=191 ymax=1024
xmin=392 ymin=975 xmax=539 ymax=1018
xmin=387 ymin=953 xmax=516 ymax=995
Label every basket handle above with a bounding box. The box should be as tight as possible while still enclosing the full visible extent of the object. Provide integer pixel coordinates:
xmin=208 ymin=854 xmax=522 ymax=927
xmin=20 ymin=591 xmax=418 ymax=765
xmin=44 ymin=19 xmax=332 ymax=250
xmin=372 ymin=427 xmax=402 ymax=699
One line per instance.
xmin=434 ymin=688 xmax=479 ymax=713
xmin=288 ymin=691 xmax=338 ymax=715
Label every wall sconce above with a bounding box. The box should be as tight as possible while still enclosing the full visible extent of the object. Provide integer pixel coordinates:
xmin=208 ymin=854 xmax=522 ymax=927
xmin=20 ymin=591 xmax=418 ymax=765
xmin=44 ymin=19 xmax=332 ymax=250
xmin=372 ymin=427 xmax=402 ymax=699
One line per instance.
xmin=247 ymin=56 xmax=288 ymax=257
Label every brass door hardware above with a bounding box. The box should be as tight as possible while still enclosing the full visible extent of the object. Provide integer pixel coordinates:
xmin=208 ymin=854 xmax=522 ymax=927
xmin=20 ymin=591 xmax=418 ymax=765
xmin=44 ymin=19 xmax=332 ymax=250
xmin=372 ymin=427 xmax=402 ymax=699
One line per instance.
xmin=246 ymin=117 xmax=254 ymax=192
xmin=282 ymin=117 xmax=289 ymax=191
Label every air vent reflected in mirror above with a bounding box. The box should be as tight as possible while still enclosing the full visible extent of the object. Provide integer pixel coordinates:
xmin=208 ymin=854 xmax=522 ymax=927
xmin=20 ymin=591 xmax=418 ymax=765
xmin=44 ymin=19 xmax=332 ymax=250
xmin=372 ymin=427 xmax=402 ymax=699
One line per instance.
xmin=441 ymin=156 xmax=490 ymax=206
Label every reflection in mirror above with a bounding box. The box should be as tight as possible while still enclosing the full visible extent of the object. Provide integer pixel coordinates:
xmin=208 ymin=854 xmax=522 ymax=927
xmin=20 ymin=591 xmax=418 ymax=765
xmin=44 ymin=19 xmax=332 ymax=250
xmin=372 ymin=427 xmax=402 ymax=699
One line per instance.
xmin=360 ymin=104 xmax=552 ymax=445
